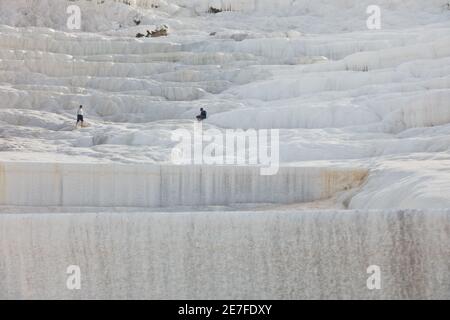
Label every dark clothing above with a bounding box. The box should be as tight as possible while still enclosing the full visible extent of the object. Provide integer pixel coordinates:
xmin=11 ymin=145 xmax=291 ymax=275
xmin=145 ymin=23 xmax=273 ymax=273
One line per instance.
xmin=196 ymin=110 xmax=207 ymax=121
xmin=77 ymin=115 xmax=84 ymax=122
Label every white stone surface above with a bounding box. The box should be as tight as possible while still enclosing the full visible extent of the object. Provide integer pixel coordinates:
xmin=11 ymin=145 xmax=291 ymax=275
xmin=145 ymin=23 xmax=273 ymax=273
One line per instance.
xmin=0 ymin=162 xmax=367 ymax=207
xmin=1 ymin=0 xmax=450 ymax=210
xmin=0 ymin=210 xmax=448 ymax=299
xmin=0 ymin=0 xmax=450 ymax=300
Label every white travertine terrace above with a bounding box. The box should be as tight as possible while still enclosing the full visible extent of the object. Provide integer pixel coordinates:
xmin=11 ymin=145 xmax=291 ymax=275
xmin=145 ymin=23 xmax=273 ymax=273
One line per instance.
xmin=0 ymin=0 xmax=450 ymax=299
xmin=0 ymin=210 xmax=448 ymax=299
xmin=0 ymin=162 xmax=368 ymax=207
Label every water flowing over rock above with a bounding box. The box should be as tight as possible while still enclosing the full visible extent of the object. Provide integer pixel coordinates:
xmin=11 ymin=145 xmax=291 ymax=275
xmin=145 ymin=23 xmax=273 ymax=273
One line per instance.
xmin=0 ymin=210 xmax=448 ymax=299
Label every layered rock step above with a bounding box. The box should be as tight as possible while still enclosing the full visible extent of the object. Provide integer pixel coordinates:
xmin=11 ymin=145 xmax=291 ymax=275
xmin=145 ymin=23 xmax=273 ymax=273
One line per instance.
xmin=0 ymin=162 xmax=367 ymax=207
xmin=0 ymin=210 xmax=448 ymax=299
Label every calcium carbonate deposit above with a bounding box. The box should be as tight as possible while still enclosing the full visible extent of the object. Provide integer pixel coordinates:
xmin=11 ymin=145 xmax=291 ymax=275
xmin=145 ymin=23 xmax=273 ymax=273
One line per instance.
xmin=0 ymin=0 xmax=449 ymax=299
